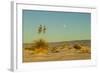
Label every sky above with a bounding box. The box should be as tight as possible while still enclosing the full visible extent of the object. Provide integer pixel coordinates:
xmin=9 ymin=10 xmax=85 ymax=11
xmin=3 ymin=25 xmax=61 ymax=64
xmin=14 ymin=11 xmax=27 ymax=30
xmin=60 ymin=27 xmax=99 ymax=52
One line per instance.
xmin=23 ymin=10 xmax=91 ymax=43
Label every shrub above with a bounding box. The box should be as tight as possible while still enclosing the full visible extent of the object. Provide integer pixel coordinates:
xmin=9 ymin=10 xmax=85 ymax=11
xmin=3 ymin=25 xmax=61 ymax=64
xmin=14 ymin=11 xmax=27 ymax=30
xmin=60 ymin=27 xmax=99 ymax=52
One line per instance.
xmin=51 ymin=47 xmax=59 ymax=53
xmin=33 ymin=39 xmax=48 ymax=49
xmin=73 ymin=44 xmax=82 ymax=50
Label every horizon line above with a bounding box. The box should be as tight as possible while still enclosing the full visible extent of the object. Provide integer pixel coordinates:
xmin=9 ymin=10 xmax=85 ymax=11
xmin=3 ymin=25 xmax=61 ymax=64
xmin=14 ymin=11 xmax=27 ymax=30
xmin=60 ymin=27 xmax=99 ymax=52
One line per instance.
xmin=23 ymin=39 xmax=91 ymax=44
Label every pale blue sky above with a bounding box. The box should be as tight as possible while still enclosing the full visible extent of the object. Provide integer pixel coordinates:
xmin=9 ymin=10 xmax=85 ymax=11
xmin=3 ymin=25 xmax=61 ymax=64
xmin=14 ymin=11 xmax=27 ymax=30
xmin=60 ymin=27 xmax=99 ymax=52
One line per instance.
xmin=23 ymin=10 xmax=91 ymax=43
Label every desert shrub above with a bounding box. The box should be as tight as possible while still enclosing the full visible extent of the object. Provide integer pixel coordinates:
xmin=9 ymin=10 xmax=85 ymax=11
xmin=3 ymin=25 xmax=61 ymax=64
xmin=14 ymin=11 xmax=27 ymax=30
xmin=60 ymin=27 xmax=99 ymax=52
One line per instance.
xmin=51 ymin=47 xmax=59 ymax=53
xmin=33 ymin=39 xmax=48 ymax=49
xmin=73 ymin=44 xmax=82 ymax=50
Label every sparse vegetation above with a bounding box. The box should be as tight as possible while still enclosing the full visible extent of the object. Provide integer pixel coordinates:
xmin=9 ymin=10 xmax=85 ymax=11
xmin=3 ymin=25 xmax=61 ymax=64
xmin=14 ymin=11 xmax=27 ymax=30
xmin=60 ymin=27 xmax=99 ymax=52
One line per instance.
xmin=33 ymin=39 xmax=48 ymax=49
xmin=51 ymin=47 xmax=59 ymax=53
xmin=31 ymin=39 xmax=49 ymax=54
xmin=23 ymin=40 xmax=91 ymax=62
xmin=73 ymin=44 xmax=82 ymax=50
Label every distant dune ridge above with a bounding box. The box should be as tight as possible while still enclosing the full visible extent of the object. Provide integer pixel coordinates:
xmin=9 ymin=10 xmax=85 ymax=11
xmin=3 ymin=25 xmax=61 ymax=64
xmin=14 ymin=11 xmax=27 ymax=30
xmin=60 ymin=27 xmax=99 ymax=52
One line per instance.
xmin=23 ymin=40 xmax=90 ymax=49
xmin=23 ymin=40 xmax=91 ymax=62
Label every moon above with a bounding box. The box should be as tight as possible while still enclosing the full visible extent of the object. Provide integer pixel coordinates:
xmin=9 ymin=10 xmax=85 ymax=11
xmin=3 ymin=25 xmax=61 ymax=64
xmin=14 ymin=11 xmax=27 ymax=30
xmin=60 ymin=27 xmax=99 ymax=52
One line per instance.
xmin=64 ymin=24 xmax=66 ymax=28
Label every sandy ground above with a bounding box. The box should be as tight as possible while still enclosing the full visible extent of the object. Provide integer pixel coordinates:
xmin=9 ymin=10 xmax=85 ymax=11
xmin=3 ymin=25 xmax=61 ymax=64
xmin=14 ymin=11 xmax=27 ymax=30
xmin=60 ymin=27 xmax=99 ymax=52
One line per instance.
xmin=23 ymin=47 xmax=91 ymax=62
xmin=23 ymin=52 xmax=90 ymax=62
xmin=23 ymin=40 xmax=91 ymax=62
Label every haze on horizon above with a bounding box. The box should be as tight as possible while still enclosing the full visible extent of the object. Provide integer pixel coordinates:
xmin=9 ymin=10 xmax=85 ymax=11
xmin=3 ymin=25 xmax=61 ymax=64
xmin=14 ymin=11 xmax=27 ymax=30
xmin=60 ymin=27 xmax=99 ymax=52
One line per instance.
xmin=23 ymin=10 xmax=91 ymax=43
